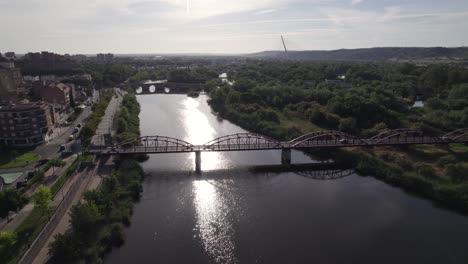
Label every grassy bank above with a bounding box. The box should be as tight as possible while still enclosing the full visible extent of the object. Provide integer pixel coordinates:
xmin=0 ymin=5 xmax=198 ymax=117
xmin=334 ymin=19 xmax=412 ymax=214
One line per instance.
xmin=0 ymin=152 xmax=40 ymax=170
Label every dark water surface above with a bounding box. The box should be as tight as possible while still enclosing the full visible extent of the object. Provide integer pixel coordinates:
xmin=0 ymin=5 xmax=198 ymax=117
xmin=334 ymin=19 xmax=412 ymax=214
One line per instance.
xmin=105 ymin=95 xmax=468 ymax=264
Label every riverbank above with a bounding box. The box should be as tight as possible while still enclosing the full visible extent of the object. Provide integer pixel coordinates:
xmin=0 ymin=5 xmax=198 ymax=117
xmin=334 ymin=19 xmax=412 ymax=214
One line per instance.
xmin=48 ymin=93 xmax=146 ymax=263
xmin=206 ymin=93 xmax=468 ymax=214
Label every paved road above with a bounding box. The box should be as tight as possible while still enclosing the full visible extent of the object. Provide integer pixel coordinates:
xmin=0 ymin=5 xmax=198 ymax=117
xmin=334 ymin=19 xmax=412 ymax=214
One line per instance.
xmin=91 ymin=88 xmax=124 ymax=147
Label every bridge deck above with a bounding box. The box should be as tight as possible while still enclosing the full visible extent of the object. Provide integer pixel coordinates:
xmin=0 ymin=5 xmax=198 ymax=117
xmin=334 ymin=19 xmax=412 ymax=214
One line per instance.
xmin=88 ymin=137 xmax=467 ymax=155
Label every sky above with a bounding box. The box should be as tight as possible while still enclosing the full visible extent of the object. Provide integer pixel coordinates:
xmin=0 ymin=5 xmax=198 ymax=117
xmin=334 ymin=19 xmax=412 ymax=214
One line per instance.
xmin=1 ymin=0 xmax=468 ymax=54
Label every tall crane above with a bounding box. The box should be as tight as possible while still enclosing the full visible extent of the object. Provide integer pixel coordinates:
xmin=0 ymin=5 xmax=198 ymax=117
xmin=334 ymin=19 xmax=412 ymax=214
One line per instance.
xmin=281 ymin=35 xmax=288 ymax=53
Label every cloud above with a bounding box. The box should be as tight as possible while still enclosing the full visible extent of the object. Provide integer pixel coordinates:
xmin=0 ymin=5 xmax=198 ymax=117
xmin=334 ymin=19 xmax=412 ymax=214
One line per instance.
xmin=254 ymin=9 xmax=278 ymax=15
xmin=0 ymin=0 xmax=468 ymax=53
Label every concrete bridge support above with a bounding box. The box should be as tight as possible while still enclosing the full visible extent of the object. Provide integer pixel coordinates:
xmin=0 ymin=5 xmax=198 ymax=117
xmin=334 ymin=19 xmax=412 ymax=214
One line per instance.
xmin=195 ymin=151 xmax=201 ymax=173
xmin=281 ymin=148 xmax=291 ymax=166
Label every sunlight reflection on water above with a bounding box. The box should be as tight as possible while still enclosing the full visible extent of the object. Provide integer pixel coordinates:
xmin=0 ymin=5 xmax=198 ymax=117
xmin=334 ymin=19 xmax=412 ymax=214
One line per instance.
xmin=193 ymin=180 xmax=237 ymax=264
xmin=183 ymin=97 xmax=238 ymax=263
xmin=181 ymin=97 xmax=229 ymax=171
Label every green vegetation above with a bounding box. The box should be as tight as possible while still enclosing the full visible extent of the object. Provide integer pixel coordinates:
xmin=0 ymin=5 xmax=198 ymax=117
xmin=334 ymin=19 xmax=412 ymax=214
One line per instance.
xmin=48 ymin=159 xmax=145 ymax=263
xmin=0 ymin=151 xmax=40 ymax=169
xmin=0 ymin=231 xmax=17 ymax=257
xmin=127 ymin=65 xmax=218 ymax=85
xmin=79 ymin=62 xmax=135 ymax=88
xmin=115 ymin=94 xmax=141 ymax=143
xmin=48 ymin=158 xmax=66 ymax=175
xmin=50 ymin=157 xmax=80 ymax=195
xmin=32 ymin=185 xmax=52 ymax=211
xmin=207 ymin=60 xmax=468 ymax=213
xmin=1 ymin=206 xmax=54 ymax=264
xmin=47 ymin=92 xmax=145 ymax=263
xmin=0 ymin=189 xmax=28 ymax=221
xmin=80 ymin=90 xmax=113 ymax=146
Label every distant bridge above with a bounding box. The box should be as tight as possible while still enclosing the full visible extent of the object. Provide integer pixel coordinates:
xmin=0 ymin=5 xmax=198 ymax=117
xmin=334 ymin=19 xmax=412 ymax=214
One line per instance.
xmin=88 ymin=128 xmax=468 ymax=171
xmin=136 ymin=80 xmax=202 ymax=94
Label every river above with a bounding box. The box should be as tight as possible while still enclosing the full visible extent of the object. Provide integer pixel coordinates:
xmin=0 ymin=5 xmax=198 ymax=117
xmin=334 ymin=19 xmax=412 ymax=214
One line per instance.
xmin=105 ymin=94 xmax=468 ymax=264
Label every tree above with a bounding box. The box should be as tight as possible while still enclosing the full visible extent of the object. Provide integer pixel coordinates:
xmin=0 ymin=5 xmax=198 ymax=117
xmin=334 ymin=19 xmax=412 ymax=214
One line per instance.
xmin=48 ymin=158 xmax=66 ymax=175
xmin=0 ymin=231 xmax=17 ymax=255
xmin=445 ymin=164 xmax=468 ymax=183
xmin=70 ymin=201 xmax=103 ymax=241
xmin=32 ymin=185 xmax=52 ymax=211
xmin=0 ymin=189 xmax=28 ymax=221
xmin=339 ymin=117 xmax=357 ymax=134
xmin=48 ymin=233 xmax=79 ymax=263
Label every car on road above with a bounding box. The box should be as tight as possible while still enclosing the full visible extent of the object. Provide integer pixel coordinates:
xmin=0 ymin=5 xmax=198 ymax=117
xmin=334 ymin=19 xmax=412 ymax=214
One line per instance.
xmin=77 ymin=123 xmax=82 ymax=128
xmin=59 ymin=144 xmax=66 ymax=151
xmin=16 ymin=179 xmax=28 ymax=189
xmin=73 ymin=127 xmax=80 ymax=134
xmin=26 ymin=171 xmax=35 ymax=180
xmin=68 ymin=135 xmax=74 ymax=142
xmin=37 ymin=158 xmax=50 ymax=166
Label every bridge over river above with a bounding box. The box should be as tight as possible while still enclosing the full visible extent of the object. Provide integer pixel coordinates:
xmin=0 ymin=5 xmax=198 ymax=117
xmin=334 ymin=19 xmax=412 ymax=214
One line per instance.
xmin=135 ymin=80 xmax=202 ymax=95
xmin=88 ymin=128 xmax=468 ymax=171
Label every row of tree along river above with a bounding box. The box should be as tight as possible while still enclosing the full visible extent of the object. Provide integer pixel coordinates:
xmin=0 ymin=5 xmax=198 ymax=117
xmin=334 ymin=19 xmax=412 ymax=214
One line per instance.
xmin=105 ymin=94 xmax=468 ymax=264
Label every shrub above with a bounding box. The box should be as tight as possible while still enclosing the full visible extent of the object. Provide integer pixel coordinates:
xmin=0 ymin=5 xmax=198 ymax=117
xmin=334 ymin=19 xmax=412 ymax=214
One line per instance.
xmin=445 ymin=164 xmax=468 ymax=183
xmin=414 ymin=163 xmax=438 ymax=179
xmin=437 ymin=155 xmax=458 ymax=168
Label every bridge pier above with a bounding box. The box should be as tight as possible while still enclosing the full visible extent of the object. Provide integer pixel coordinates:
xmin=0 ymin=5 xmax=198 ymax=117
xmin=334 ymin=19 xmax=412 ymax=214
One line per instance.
xmin=195 ymin=151 xmax=201 ymax=173
xmin=281 ymin=148 xmax=291 ymax=166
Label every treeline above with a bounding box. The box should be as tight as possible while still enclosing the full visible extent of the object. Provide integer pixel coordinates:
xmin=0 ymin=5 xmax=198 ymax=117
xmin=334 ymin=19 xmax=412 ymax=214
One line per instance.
xmin=210 ymin=61 xmax=468 ymax=137
xmin=48 ymin=92 xmax=147 ymax=263
xmin=48 ymin=159 xmax=145 ymax=263
xmin=80 ymin=91 xmax=113 ymax=146
xmin=128 ymin=66 xmax=219 ymax=85
xmin=79 ymin=62 xmax=135 ymax=88
xmin=207 ymin=59 xmax=468 ymax=213
xmin=355 ymin=150 xmax=468 ymax=212
xmin=115 ymin=94 xmax=141 ymax=143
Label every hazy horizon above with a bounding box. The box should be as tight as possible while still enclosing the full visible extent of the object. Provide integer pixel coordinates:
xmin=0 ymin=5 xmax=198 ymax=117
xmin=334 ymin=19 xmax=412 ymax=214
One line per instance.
xmin=1 ymin=0 xmax=468 ymax=54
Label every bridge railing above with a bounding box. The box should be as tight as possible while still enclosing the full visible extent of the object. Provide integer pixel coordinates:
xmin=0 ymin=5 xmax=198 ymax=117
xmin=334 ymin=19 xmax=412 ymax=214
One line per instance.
xmin=89 ymin=128 xmax=468 ymax=154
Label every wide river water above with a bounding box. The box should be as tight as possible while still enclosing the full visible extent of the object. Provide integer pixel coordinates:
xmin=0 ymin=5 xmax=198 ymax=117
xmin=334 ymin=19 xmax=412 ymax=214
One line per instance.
xmin=105 ymin=94 xmax=468 ymax=264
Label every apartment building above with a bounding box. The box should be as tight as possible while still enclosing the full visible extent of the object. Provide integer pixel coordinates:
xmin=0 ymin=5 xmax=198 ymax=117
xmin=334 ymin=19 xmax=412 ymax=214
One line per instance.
xmin=0 ymin=102 xmax=55 ymax=147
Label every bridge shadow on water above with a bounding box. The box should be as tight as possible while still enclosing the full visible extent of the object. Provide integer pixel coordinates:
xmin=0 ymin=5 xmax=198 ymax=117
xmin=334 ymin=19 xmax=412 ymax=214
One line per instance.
xmin=144 ymin=162 xmax=355 ymax=181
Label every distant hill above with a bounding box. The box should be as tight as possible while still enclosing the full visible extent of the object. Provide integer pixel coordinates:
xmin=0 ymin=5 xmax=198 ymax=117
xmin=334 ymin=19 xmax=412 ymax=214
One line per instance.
xmin=248 ymin=47 xmax=468 ymax=61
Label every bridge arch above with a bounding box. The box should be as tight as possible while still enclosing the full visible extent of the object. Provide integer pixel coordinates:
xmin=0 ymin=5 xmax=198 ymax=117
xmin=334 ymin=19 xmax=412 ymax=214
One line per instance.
xmin=442 ymin=128 xmax=468 ymax=141
xmin=291 ymin=130 xmax=368 ymax=148
xmin=110 ymin=136 xmax=193 ymax=153
xmin=295 ymin=169 xmax=355 ymax=181
xmin=369 ymin=128 xmax=430 ymax=144
xmin=203 ymin=133 xmax=281 ymax=151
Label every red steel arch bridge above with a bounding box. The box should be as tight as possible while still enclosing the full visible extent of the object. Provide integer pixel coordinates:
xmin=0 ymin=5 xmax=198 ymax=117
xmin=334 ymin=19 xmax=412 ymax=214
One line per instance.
xmin=88 ymin=128 xmax=468 ymax=171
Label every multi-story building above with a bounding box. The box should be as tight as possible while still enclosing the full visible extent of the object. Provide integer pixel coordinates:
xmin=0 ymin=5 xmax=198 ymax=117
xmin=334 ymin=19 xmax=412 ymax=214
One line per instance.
xmin=32 ymin=81 xmax=71 ymax=106
xmin=0 ymin=58 xmax=22 ymax=103
xmin=96 ymin=53 xmax=114 ymax=62
xmin=4 ymin=52 xmax=16 ymax=60
xmin=0 ymin=102 xmax=55 ymax=147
